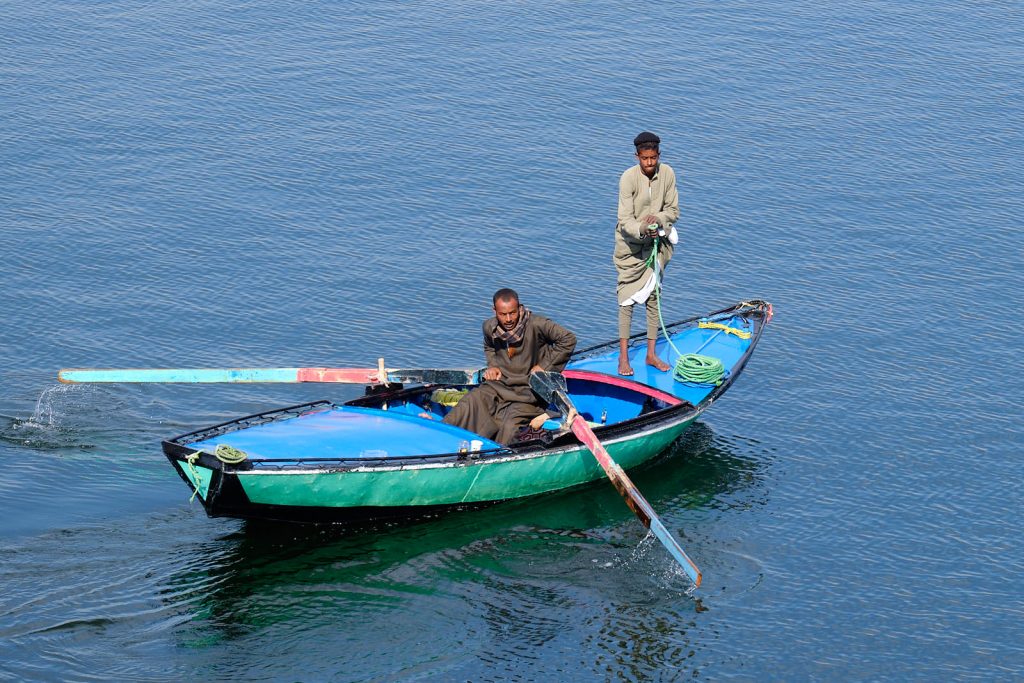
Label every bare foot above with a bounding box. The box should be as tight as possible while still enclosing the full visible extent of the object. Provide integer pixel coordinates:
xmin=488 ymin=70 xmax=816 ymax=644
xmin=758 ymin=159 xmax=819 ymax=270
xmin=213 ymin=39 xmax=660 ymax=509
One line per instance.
xmin=618 ymin=359 xmax=634 ymax=376
xmin=646 ymin=355 xmax=671 ymax=372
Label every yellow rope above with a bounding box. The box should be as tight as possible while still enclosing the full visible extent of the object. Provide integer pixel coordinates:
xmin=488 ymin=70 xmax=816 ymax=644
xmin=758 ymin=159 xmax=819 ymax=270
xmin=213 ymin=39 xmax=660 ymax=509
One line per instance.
xmin=697 ymin=320 xmax=751 ymax=339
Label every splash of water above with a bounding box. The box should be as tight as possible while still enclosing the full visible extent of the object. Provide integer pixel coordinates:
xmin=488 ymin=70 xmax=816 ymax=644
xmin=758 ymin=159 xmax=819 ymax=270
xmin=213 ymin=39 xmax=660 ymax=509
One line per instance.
xmin=2 ymin=384 xmax=100 ymax=449
xmin=26 ymin=384 xmax=80 ymax=428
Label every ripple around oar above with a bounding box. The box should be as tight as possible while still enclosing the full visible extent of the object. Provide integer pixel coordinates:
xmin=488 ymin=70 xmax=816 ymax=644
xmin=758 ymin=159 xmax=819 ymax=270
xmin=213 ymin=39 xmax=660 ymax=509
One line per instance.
xmin=0 ymin=383 xmax=145 ymax=451
xmin=0 ymin=416 xmax=101 ymax=451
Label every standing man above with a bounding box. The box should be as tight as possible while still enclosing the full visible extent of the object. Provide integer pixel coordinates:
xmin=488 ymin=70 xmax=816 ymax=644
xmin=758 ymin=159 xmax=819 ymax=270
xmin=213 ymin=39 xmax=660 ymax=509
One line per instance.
xmin=443 ymin=288 xmax=577 ymax=445
xmin=614 ymin=131 xmax=680 ymax=376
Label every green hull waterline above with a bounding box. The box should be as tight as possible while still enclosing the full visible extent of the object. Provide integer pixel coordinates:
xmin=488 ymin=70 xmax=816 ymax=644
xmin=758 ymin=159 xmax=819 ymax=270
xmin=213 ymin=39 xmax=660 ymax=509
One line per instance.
xmin=227 ymin=419 xmax=693 ymax=509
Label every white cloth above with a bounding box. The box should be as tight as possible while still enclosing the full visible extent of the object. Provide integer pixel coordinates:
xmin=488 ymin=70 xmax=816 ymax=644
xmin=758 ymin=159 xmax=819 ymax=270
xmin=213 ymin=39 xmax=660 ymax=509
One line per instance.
xmin=619 ymin=225 xmax=678 ymax=307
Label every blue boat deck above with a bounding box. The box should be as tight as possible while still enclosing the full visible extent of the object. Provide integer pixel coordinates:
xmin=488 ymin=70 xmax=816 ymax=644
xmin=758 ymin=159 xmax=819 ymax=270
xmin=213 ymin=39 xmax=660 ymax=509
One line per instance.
xmin=189 ymin=406 xmax=501 ymax=463
xmin=567 ymin=314 xmax=754 ymax=406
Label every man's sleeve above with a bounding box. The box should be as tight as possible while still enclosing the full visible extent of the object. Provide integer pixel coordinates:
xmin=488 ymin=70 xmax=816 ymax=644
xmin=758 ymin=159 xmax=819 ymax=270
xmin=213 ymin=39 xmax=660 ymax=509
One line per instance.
xmin=482 ymin=320 xmax=498 ymax=369
xmin=617 ymin=169 xmax=647 ymax=243
xmin=536 ymin=318 xmax=577 ymax=373
xmin=655 ymin=165 xmax=680 ymax=227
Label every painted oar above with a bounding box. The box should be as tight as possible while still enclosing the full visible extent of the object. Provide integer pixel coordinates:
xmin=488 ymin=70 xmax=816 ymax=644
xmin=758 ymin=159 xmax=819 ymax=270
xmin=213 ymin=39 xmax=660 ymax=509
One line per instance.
xmin=58 ymin=362 xmax=482 ymax=386
xmin=529 ymin=370 xmax=702 ymax=587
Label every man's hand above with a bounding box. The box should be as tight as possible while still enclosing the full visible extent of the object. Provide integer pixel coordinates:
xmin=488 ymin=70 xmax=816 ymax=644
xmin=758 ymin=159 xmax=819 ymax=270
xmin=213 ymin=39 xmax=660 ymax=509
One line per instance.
xmin=529 ymin=413 xmax=549 ymax=430
xmin=529 ymin=364 xmax=544 ymax=375
xmin=642 ymin=214 xmax=659 ymax=235
xmin=482 ymin=367 xmax=503 ymax=381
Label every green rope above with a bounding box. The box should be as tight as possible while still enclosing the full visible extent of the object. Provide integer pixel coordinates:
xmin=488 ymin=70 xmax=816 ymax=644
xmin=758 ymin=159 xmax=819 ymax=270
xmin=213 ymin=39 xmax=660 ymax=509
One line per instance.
xmin=672 ymin=353 xmax=724 ymax=385
xmin=184 ymin=445 xmax=248 ymax=503
xmin=430 ymin=388 xmax=468 ymax=407
xmin=646 ymin=235 xmax=726 ymax=386
xmin=213 ymin=444 xmax=248 ymax=464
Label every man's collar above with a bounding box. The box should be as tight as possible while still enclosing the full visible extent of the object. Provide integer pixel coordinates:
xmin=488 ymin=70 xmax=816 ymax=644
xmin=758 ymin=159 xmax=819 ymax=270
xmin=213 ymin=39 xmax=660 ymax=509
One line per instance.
xmin=638 ymin=163 xmax=660 ymax=180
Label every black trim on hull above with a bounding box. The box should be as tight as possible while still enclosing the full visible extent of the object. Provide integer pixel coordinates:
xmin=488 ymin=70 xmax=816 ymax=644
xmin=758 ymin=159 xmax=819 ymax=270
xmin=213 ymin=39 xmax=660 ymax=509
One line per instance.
xmin=208 ymin=490 xmax=496 ymax=525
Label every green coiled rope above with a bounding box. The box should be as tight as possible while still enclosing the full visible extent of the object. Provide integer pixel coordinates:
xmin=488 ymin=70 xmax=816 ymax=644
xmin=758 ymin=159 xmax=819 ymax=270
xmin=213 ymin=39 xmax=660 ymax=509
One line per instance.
xmin=430 ymin=388 xmax=468 ymax=406
xmin=213 ymin=444 xmax=248 ymax=464
xmin=672 ymin=353 xmax=724 ymax=385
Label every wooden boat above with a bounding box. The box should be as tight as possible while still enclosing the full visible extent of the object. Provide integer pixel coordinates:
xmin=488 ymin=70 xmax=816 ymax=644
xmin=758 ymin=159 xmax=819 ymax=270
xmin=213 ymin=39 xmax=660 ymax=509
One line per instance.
xmin=162 ymin=300 xmax=773 ymax=524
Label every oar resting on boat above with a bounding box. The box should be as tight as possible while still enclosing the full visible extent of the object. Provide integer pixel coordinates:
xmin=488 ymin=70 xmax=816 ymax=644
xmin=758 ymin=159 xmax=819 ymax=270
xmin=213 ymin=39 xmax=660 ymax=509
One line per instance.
xmin=530 ymin=370 xmax=702 ymax=588
xmin=57 ymin=361 xmax=482 ymax=386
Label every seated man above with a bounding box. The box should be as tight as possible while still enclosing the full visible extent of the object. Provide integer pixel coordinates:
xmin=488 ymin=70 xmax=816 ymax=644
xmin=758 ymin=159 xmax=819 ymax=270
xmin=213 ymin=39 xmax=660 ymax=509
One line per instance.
xmin=443 ymin=288 xmax=577 ymax=445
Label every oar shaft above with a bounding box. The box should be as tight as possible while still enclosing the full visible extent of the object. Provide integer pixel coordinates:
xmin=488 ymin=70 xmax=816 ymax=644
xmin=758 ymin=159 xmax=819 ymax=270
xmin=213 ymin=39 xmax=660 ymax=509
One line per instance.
xmin=58 ymin=367 xmax=481 ymax=385
xmin=569 ymin=415 xmax=702 ymax=587
xmin=58 ymin=368 xmax=317 ymax=383
xmin=693 ymin=327 xmax=725 ymax=355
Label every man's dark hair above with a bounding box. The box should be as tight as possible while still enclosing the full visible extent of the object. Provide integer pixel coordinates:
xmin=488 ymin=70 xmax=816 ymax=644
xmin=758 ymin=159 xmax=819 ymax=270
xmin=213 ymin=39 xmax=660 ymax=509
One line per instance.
xmin=493 ymin=288 xmax=520 ymax=306
xmin=633 ymin=131 xmax=661 ymax=152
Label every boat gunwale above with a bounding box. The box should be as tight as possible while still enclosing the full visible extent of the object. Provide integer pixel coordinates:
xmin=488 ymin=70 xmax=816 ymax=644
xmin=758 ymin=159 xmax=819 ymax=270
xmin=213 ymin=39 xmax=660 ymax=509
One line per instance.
xmin=573 ymin=299 xmax=770 ymax=360
xmin=162 ymin=396 xmax=698 ymax=474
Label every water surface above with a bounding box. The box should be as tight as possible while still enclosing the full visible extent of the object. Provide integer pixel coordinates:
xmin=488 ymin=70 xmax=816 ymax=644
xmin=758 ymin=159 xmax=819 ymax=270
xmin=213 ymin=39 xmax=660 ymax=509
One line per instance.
xmin=1 ymin=1 xmax=1021 ymax=680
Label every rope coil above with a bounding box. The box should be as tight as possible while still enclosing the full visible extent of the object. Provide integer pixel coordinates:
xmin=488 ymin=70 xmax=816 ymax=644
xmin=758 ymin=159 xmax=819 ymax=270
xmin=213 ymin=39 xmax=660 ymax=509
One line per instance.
xmin=213 ymin=444 xmax=248 ymax=464
xmin=430 ymin=388 xmax=468 ymax=407
xmin=673 ymin=354 xmax=725 ymax=386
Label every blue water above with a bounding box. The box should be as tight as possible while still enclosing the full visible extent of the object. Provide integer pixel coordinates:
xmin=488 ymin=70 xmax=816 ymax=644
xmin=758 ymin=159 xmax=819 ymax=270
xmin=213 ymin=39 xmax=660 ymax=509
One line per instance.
xmin=2 ymin=1 xmax=1022 ymax=680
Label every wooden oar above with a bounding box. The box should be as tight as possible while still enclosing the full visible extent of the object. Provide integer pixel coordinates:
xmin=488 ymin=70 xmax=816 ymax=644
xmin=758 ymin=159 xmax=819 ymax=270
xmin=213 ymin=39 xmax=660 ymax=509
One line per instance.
xmin=529 ymin=370 xmax=702 ymax=587
xmin=58 ymin=362 xmax=482 ymax=386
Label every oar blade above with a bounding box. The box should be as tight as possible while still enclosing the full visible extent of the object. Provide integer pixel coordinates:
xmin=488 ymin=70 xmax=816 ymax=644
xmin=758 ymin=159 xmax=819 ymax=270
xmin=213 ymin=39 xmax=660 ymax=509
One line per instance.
xmin=569 ymin=417 xmax=703 ymax=588
xmin=528 ymin=370 xmax=568 ymax=406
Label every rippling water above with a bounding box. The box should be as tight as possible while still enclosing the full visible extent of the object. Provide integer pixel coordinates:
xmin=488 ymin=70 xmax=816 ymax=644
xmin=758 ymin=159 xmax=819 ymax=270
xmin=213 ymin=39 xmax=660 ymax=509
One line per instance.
xmin=2 ymin=0 xmax=1021 ymax=680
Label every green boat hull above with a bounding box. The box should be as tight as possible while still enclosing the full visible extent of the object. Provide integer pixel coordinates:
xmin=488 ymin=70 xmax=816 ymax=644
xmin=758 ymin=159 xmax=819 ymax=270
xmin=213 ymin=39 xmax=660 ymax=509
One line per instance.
xmin=178 ymin=417 xmax=691 ymax=515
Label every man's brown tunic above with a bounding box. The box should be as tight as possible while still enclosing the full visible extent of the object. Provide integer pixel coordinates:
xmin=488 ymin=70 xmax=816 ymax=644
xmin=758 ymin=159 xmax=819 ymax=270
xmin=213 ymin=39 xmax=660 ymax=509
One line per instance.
xmin=443 ymin=314 xmax=577 ymax=445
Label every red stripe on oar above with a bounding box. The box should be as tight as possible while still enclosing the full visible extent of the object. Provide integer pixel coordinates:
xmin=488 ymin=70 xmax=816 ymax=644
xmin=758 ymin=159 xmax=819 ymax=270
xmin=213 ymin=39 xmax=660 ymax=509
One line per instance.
xmin=296 ymin=368 xmax=377 ymax=383
xmin=562 ymin=369 xmax=683 ymax=405
xmin=569 ymin=419 xmax=652 ymax=525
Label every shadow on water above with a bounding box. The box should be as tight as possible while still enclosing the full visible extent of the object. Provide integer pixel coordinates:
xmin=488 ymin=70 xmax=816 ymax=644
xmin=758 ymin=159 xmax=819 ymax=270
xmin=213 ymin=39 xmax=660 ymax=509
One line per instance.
xmin=162 ymin=421 xmax=770 ymax=661
xmin=630 ymin=421 xmax=771 ymax=512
